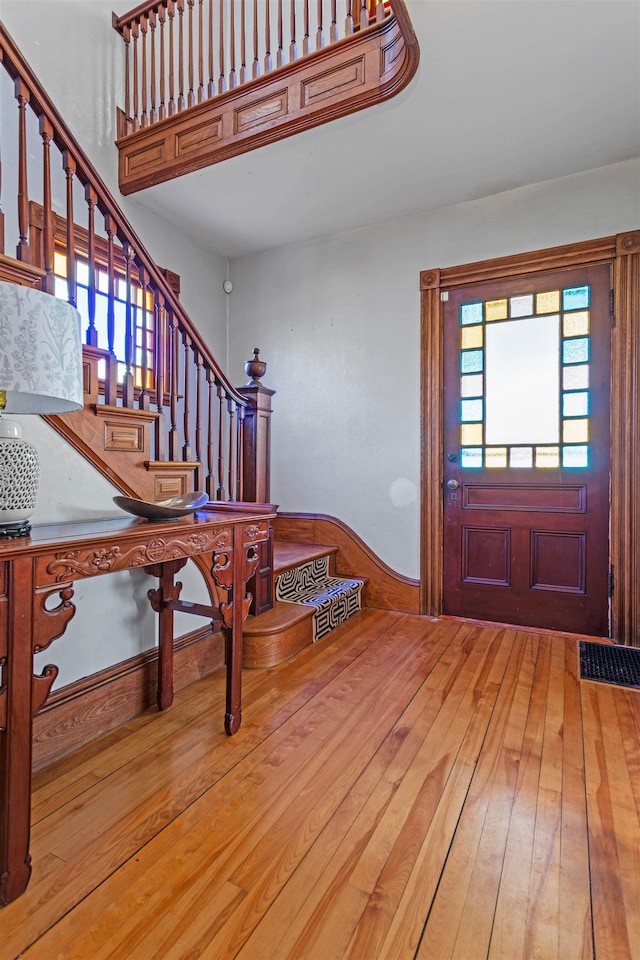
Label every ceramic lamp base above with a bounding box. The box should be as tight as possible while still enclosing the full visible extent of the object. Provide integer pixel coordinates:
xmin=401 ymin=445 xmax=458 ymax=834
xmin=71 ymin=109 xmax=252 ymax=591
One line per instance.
xmin=0 ymin=417 xmax=40 ymax=535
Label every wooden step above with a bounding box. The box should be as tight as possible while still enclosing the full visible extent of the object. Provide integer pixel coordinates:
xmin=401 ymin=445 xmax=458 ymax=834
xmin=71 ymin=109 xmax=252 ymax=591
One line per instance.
xmin=242 ymin=600 xmax=314 ymax=669
xmin=273 ymin=541 xmax=337 ymax=576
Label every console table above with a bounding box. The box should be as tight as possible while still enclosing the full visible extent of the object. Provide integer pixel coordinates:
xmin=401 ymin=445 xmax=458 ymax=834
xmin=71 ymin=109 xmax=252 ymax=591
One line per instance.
xmin=0 ymin=505 xmax=275 ymax=905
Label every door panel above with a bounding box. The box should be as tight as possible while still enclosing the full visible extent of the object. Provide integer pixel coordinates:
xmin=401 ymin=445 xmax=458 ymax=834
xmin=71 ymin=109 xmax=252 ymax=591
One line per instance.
xmin=442 ymin=263 xmax=611 ymax=636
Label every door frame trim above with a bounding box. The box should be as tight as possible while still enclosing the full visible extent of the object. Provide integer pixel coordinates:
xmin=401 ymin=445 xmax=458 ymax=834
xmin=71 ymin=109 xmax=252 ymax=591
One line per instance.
xmin=419 ymin=231 xmax=640 ymax=643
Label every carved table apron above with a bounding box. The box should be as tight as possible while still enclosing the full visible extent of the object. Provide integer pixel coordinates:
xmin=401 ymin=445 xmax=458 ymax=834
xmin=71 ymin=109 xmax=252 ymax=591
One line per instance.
xmin=0 ymin=508 xmax=273 ymax=905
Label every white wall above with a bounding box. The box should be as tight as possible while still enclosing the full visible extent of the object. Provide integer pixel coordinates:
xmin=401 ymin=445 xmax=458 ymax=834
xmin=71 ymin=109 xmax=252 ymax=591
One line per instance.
xmin=228 ymin=159 xmax=640 ymax=577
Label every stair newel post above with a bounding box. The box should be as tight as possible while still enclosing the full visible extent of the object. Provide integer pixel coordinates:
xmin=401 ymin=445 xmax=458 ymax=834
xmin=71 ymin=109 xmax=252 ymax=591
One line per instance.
xmin=39 ymin=116 xmax=54 ymax=293
xmin=206 ymin=367 xmax=215 ymax=499
xmin=64 ymin=152 xmax=77 ymax=308
xmin=168 ymin=310 xmax=180 ymax=460
xmin=194 ymin=349 xmax=204 ymax=491
xmin=154 ymin=288 xmax=167 ymax=461
xmin=122 ymin=240 xmax=136 ymax=408
xmin=217 ymin=382 xmax=226 ymax=500
xmin=14 ymin=78 xmax=31 ymax=263
xmin=84 ymin=185 xmax=98 ymax=347
xmin=237 ymin=348 xmax=275 ymax=504
xmin=137 ymin=260 xmax=150 ymax=411
xmin=104 ymin=214 xmax=118 ymax=406
xmin=182 ymin=330 xmax=193 ymax=460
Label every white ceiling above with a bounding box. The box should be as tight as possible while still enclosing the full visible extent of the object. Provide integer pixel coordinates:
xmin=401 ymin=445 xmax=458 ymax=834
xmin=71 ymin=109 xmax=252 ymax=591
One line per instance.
xmin=129 ymin=0 xmax=640 ymax=259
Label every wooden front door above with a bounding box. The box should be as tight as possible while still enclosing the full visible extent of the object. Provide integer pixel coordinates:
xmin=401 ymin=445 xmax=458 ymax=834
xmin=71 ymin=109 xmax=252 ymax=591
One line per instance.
xmin=442 ymin=263 xmax=612 ymax=636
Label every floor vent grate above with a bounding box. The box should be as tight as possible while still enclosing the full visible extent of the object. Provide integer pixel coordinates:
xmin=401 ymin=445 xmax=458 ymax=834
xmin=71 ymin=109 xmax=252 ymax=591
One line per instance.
xmin=579 ymin=641 xmax=640 ymax=689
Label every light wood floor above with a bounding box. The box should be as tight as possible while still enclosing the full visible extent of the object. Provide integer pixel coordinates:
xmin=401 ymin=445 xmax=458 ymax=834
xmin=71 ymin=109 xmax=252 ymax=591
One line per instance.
xmin=2 ymin=610 xmax=639 ymax=959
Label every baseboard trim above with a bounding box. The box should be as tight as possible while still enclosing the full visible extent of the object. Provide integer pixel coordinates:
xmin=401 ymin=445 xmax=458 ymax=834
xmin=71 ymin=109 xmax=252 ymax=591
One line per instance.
xmin=32 ymin=626 xmax=224 ymax=771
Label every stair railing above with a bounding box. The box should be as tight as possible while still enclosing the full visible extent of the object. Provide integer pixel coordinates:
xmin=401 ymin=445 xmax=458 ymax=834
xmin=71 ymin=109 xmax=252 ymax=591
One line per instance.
xmin=0 ymin=21 xmax=249 ymax=502
xmin=113 ymin=0 xmax=390 ymax=137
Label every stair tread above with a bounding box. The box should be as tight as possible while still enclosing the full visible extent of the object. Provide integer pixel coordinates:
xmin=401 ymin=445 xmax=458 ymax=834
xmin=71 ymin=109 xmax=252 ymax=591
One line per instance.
xmin=244 ymin=600 xmax=314 ymax=635
xmin=273 ymin=541 xmax=337 ymax=575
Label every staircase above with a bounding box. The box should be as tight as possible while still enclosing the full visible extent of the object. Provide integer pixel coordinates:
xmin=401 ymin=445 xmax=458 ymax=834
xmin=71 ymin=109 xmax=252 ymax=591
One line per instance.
xmin=244 ymin=541 xmax=366 ymax=667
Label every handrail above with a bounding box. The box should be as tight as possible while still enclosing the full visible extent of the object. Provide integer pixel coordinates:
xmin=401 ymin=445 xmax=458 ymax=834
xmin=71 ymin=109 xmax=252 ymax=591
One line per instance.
xmin=0 ymin=20 xmax=248 ymax=500
xmin=113 ymin=1 xmax=391 ymax=136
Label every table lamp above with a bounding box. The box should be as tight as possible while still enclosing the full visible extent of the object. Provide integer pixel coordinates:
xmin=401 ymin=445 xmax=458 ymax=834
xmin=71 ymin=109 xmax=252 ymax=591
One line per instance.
xmin=0 ymin=281 xmax=84 ymax=538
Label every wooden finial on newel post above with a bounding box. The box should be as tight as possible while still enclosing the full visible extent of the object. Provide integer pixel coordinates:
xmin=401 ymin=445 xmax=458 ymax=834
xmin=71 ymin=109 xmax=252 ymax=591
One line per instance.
xmin=237 ymin=348 xmax=275 ymax=504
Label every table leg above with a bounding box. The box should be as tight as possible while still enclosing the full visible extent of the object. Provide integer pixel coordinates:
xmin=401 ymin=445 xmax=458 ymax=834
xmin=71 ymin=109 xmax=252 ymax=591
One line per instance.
xmin=0 ymin=557 xmax=35 ymax=905
xmin=146 ymin=558 xmax=187 ymax=711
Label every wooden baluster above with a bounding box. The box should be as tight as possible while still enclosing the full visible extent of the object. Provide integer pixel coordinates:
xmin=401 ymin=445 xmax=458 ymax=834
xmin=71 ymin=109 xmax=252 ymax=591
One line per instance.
xmin=168 ymin=0 xmax=177 ymax=114
xmin=177 ymin=0 xmax=186 ymax=110
xmin=345 ymin=0 xmax=354 ymax=35
xmin=149 ymin=10 xmax=158 ymax=124
xmin=154 ymin=288 xmax=167 ymax=462
xmin=169 ymin=311 xmax=180 ymax=460
xmin=360 ymin=0 xmax=369 ymax=28
xmin=85 ymin=185 xmax=98 ymax=347
xmin=158 ymin=5 xmax=167 ymax=119
xmin=122 ymin=23 xmax=132 ymax=132
xmin=39 ymin=117 xmax=54 ymax=294
xmin=208 ymin=0 xmax=215 ymax=97
xmin=227 ymin=397 xmax=236 ymax=501
xmin=132 ymin=20 xmax=140 ymax=130
xmin=303 ymin=0 xmax=310 ymax=55
xmin=194 ymin=350 xmax=203 ymax=490
xmin=252 ymin=0 xmax=260 ymax=78
xmin=229 ymin=0 xmax=237 ymax=88
xmin=217 ymin=383 xmax=226 ymax=499
xmin=376 ymin=0 xmax=386 ymax=24
xmin=182 ymin=331 xmax=192 ymax=459
xmin=289 ymin=0 xmax=298 ymax=60
xmin=140 ymin=14 xmax=149 ymax=127
xmin=206 ymin=368 xmax=215 ymax=499
xmin=0 ymin=129 xmax=4 ymax=254
xmin=218 ymin=0 xmax=227 ymax=93
xmin=197 ymin=0 xmax=205 ymax=101
xmin=103 ymin=214 xmax=118 ymax=406
xmin=331 ymin=0 xmax=338 ymax=42
xmin=316 ymin=0 xmax=325 ymax=48
xmin=63 ymin=151 xmax=77 ymax=308
xmin=277 ymin=0 xmax=284 ymax=67
xmin=122 ymin=241 xmax=136 ymax=408
xmin=137 ymin=262 xmax=150 ymax=411
xmin=187 ymin=0 xmax=196 ymax=106
xmin=15 ymin=78 xmax=31 ymax=263
xmin=264 ymin=0 xmax=272 ymax=74
xmin=236 ymin=404 xmax=245 ymax=501
xmin=240 ymin=0 xmax=247 ymax=85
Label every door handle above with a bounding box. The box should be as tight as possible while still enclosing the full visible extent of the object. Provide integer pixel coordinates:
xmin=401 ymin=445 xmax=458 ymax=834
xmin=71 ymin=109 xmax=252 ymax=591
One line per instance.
xmin=446 ymin=479 xmax=459 ymax=490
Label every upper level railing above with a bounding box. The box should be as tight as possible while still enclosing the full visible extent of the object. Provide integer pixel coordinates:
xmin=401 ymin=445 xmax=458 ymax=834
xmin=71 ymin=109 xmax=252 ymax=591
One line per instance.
xmin=0 ymin=20 xmax=249 ymax=502
xmin=113 ymin=0 xmax=390 ymax=136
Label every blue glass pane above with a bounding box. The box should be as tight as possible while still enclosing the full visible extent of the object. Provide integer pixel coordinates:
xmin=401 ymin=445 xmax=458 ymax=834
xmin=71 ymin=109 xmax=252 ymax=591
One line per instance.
xmin=562 ymin=445 xmax=589 ymax=468
xmin=461 ymin=447 xmax=483 ymax=468
xmin=461 ymin=302 xmax=483 ymax=326
xmin=563 ymin=286 xmax=590 ymax=311
xmin=563 ymin=391 xmax=589 ymax=417
xmin=461 ymin=350 xmax=484 ymax=374
xmin=563 ymin=337 xmax=589 ymax=364
xmin=461 ymin=399 xmax=483 ymax=422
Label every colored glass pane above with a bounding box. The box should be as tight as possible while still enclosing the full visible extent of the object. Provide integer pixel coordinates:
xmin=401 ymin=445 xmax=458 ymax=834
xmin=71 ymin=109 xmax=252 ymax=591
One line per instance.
xmin=461 ymin=399 xmax=483 ymax=422
xmin=535 ymin=446 xmax=560 ymax=468
xmin=485 ymin=299 xmax=508 ymax=321
xmin=563 ymin=337 xmax=589 ymax=364
xmin=536 ymin=290 xmax=560 ymax=314
xmin=461 ymin=302 xmax=484 ymax=325
xmin=485 ymin=315 xmax=560 ymax=445
xmin=53 ymin=251 xmax=67 ymax=278
xmin=510 ymin=295 xmax=534 ymax=318
xmin=562 ymin=445 xmax=589 ymax=468
xmin=563 ymin=311 xmax=589 ymax=338
xmin=562 ymin=391 xmax=589 ymax=417
xmin=563 ymin=418 xmax=589 ymax=443
xmin=461 ymin=325 xmax=483 ymax=350
xmin=563 ymin=364 xmax=589 ymax=390
xmin=461 ymin=350 xmax=483 ymax=374
xmin=461 ymin=447 xmax=483 ymax=468
xmin=510 ymin=447 xmax=533 ymax=468
xmin=563 ymin=286 xmax=590 ymax=311
xmin=486 ymin=447 xmax=507 ymax=468
xmin=461 ymin=374 xmax=484 ymax=398
xmin=461 ymin=423 xmax=483 ymax=446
